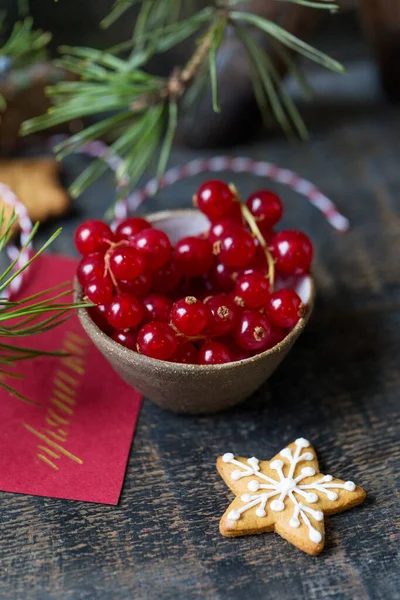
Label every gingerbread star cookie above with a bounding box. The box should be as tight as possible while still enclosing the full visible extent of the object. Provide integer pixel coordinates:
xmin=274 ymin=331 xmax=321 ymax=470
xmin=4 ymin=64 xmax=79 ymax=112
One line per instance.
xmin=217 ymin=438 xmax=366 ymax=555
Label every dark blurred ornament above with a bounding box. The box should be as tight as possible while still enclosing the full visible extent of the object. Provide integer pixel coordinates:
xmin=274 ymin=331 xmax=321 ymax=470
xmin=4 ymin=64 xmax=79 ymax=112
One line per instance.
xmin=0 ymin=62 xmax=79 ymax=155
xmin=180 ymin=1 xmax=320 ymax=148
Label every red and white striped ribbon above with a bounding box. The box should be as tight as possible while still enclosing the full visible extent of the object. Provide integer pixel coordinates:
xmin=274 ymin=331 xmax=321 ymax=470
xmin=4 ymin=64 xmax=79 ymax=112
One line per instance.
xmin=0 ymin=182 xmax=33 ymax=300
xmin=123 ymin=156 xmax=349 ymax=231
xmin=1 ymin=139 xmax=349 ymax=298
xmin=78 ymin=142 xmax=349 ymax=232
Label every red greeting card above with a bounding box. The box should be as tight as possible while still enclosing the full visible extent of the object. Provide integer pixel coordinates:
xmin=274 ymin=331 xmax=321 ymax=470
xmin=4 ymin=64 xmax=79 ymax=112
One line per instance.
xmin=0 ymin=254 xmax=142 ymax=504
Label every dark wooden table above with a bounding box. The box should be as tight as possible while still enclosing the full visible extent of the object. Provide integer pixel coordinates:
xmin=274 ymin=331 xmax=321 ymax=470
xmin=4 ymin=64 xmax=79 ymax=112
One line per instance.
xmin=1 ymin=23 xmax=399 ymax=600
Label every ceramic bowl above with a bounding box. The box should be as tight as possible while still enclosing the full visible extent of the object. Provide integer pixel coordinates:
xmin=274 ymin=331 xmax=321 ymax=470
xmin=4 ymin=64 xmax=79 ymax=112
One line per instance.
xmin=75 ymin=210 xmax=315 ymax=414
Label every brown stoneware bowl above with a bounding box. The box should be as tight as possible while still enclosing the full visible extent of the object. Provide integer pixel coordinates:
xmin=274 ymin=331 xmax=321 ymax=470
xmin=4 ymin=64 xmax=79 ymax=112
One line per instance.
xmin=75 ymin=210 xmax=315 ymax=414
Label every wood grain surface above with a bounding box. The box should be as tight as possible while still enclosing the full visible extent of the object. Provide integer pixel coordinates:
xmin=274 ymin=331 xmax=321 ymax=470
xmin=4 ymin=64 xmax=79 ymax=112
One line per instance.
xmin=0 ymin=21 xmax=399 ymax=600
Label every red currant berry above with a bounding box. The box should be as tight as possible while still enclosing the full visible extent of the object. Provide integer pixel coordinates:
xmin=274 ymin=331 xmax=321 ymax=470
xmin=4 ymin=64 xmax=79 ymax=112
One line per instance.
xmin=266 ymin=324 xmax=287 ymax=349
xmin=266 ymin=288 xmax=304 ymax=329
xmin=85 ymin=278 xmax=114 ymax=305
xmin=170 ymin=296 xmax=210 ymax=336
xmin=215 ymin=228 xmax=256 ymax=268
xmin=207 ymin=261 xmax=237 ymax=292
xmin=106 ymin=293 xmax=144 ymax=329
xmin=132 ymin=228 xmax=171 ymax=270
xmin=208 ymin=219 xmax=237 ymax=244
xmin=246 ymin=190 xmax=283 ymax=229
xmin=111 ymin=329 xmax=137 ymax=350
xmin=230 ymin=292 xmax=246 ymax=309
xmin=109 ymin=246 xmax=146 ymax=281
xmin=172 ymin=277 xmax=209 ymax=302
xmin=143 ymin=293 xmax=173 ymax=323
xmin=252 ymin=235 xmax=276 ymax=263
xmin=115 ymin=217 xmax=151 ymax=241
xmin=196 ymin=180 xmax=235 ymax=219
xmin=235 ymin=272 xmax=270 ymax=308
xmin=204 ymin=294 xmax=238 ymax=336
xmin=224 ymin=201 xmax=244 ymax=225
xmin=198 ymin=341 xmax=231 ymax=365
xmin=241 ymin=264 xmax=269 ymax=278
xmin=228 ymin=342 xmax=251 ymax=362
xmin=234 ymin=310 xmax=271 ymax=351
xmin=173 ymin=237 xmax=213 ymax=277
xmin=258 ymin=229 xmax=276 ymax=245
xmin=137 ymin=322 xmax=178 ymax=360
xmin=151 ymin=259 xmax=182 ymax=293
xmin=170 ymin=341 xmax=198 ymax=364
xmin=118 ymin=272 xmax=152 ymax=298
xmin=75 ymin=220 xmax=114 ymax=255
xmin=88 ymin=304 xmax=112 ymax=333
xmin=270 ymin=230 xmax=313 ymax=275
xmin=77 ymin=252 xmax=105 ymax=286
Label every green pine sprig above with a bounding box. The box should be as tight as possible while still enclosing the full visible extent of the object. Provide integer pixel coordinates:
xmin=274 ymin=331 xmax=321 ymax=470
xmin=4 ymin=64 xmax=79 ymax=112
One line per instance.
xmin=0 ymin=17 xmax=51 ymax=68
xmin=0 ymin=209 xmax=91 ymax=403
xmin=21 ymin=0 xmax=342 ymax=205
xmin=0 ymin=16 xmax=52 ymax=111
xmin=100 ymin=0 xmax=191 ymax=30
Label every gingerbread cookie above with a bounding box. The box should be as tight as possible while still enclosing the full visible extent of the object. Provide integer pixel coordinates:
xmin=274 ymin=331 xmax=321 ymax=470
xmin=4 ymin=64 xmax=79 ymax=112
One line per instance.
xmin=0 ymin=158 xmax=69 ymax=234
xmin=217 ymin=438 xmax=366 ymax=555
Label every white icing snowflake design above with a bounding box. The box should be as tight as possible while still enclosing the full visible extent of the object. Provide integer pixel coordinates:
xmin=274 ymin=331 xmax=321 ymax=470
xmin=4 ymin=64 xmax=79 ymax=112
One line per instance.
xmin=222 ymin=438 xmax=356 ymax=544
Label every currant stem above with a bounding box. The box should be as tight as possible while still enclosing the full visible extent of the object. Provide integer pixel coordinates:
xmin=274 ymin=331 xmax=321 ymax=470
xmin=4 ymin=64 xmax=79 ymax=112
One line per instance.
xmin=103 ymin=238 xmax=129 ymax=291
xmin=229 ymin=185 xmax=275 ymax=292
xmin=181 ymin=24 xmax=219 ymax=84
xmin=169 ymin=321 xmax=206 ymax=342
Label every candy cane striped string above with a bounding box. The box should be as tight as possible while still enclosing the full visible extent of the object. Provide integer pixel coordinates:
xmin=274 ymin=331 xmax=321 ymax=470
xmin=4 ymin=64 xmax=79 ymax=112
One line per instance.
xmin=125 ymin=156 xmax=350 ymax=231
xmin=50 ymin=138 xmax=352 ymax=232
xmin=0 ymin=182 xmax=33 ymax=299
xmin=0 ymin=138 xmax=349 ymax=297
xmin=77 ymin=141 xmax=349 ymax=232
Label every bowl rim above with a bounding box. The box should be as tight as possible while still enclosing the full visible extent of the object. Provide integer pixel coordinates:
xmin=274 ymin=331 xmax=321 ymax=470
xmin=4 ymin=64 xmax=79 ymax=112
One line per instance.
xmin=76 ymin=208 xmax=316 ymax=372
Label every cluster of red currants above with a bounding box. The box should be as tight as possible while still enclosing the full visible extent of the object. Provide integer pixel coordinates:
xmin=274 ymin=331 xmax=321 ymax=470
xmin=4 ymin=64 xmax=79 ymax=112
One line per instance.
xmin=75 ymin=180 xmax=313 ymax=365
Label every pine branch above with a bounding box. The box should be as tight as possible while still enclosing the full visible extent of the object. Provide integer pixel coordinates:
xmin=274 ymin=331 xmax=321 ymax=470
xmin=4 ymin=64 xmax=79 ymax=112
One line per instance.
xmin=0 ymin=17 xmax=51 ymax=68
xmin=0 ymin=211 xmax=91 ymax=402
xmin=20 ymin=0 xmax=342 ymax=206
xmin=21 ymin=13 xmax=225 ymax=198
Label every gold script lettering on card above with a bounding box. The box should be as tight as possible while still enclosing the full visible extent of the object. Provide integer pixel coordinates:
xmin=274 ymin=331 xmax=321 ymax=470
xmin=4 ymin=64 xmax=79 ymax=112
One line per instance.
xmin=24 ymin=330 xmax=89 ymax=470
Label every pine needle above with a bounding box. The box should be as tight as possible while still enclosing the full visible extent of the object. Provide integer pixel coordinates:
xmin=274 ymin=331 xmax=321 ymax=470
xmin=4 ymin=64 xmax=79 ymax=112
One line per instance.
xmin=231 ymin=11 xmax=344 ymax=73
xmin=209 ymin=19 xmax=227 ymax=113
xmin=156 ymin=101 xmax=178 ymax=179
xmin=0 ymin=17 xmax=51 ymax=68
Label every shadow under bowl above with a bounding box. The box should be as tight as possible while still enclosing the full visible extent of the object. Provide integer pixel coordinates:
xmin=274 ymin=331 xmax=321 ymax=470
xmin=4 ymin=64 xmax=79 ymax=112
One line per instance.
xmin=75 ymin=210 xmax=315 ymax=414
